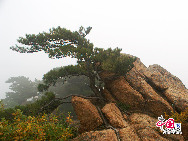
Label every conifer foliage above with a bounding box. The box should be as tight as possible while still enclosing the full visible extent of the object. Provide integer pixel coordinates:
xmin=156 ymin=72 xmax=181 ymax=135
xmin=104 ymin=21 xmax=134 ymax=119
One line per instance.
xmin=10 ymin=26 xmax=136 ymax=106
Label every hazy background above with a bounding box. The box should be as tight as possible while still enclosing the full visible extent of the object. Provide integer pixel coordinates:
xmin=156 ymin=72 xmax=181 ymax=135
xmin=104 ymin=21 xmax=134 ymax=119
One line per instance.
xmin=0 ymin=0 xmax=188 ymax=100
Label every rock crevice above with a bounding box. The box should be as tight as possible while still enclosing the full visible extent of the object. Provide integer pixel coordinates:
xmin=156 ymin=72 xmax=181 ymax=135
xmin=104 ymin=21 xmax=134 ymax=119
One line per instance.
xmin=70 ymin=57 xmax=187 ymax=141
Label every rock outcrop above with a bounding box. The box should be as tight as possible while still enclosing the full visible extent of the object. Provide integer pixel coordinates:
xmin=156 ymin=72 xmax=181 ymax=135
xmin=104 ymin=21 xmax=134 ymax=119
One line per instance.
xmin=128 ymin=113 xmax=184 ymax=141
xmin=126 ymin=60 xmax=173 ymax=116
xmin=100 ymin=74 xmax=145 ymax=112
xmin=102 ymin=88 xmax=117 ymax=103
xmin=71 ymin=96 xmax=103 ymax=133
xmin=72 ymin=129 xmax=118 ymax=141
xmin=70 ymin=57 xmax=187 ymax=140
xmin=118 ymin=126 xmax=141 ymax=141
xmin=102 ymin=103 xmax=128 ymax=128
xmin=146 ymin=64 xmax=188 ymax=112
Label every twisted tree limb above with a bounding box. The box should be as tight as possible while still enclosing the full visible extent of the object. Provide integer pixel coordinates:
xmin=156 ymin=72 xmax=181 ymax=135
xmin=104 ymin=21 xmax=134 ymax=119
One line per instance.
xmin=38 ymin=94 xmax=106 ymax=114
xmin=96 ymin=106 xmax=121 ymax=141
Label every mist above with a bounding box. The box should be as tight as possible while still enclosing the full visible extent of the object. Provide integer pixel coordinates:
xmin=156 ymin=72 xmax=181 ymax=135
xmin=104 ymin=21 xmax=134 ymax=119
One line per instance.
xmin=1 ymin=0 xmax=188 ymax=100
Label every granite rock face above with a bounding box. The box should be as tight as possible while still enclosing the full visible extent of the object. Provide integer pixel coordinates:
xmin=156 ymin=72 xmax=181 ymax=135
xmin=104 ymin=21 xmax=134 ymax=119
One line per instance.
xmin=137 ymin=127 xmax=168 ymax=141
xmin=129 ymin=113 xmax=185 ymax=141
xmin=147 ymin=64 xmax=188 ymax=112
xmin=126 ymin=63 xmax=173 ymax=117
xmin=71 ymin=57 xmax=187 ymax=141
xmin=102 ymin=88 xmax=117 ymax=103
xmin=102 ymin=103 xmax=128 ymax=128
xmin=71 ymin=96 xmax=103 ymax=133
xmin=129 ymin=113 xmax=159 ymax=131
xmin=100 ymin=74 xmax=145 ymax=112
xmin=71 ymin=129 xmax=118 ymax=141
xmin=118 ymin=126 xmax=141 ymax=141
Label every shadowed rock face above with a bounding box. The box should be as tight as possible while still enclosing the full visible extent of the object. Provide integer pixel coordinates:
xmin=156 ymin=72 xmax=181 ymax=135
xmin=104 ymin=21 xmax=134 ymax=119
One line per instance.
xmin=164 ymin=88 xmax=188 ymax=112
xmin=147 ymin=64 xmax=187 ymax=91
xmin=138 ymin=127 xmax=169 ymax=141
xmin=118 ymin=126 xmax=141 ymax=141
xmin=71 ymin=129 xmax=118 ymax=141
xmin=71 ymin=57 xmax=187 ymax=141
xmin=71 ymin=96 xmax=103 ymax=133
xmin=129 ymin=113 xmax=185 ymax=141
xmin=100 ymin=73 xmax=145 ymax=112
xmin=108 ymin=77 xmax=145 ymax=111
xmin=102 ymin=103 xmax=128 ymax=128
xmin=129 ymin=113 xmax=159 ymax=131
xmin=102 ymin=88 xmax=117 ymax=103
xmin=126 ymin=65 xmax=173 ymax=117
xmin=147 ymin=64 xmax=188 ymax=112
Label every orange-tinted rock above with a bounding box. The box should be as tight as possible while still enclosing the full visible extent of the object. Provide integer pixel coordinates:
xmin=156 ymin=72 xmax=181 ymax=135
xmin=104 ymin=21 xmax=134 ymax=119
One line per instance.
xmin=70 ymin=56 xmax=187 ymax=141
xmin=123 ymin=114 xmax=128 ymax=121
xmin=138 ymin=127 xmax=168 ymax=141
xmin=71 ymin=96 xmax=103 ymax=133
xmin=99 ymin=64 xmax=144 ymax=112
xmin=147 ymin=64 xmax=188 ymax=112
xmin=132 ymin=58 xmax=152 ymax=79
xmin=163 ymin=134 xmax=185 ymax=141
xmin=182 ymin=122 xmax=188 ymax=140
xmin=118 ymin=126 xmax=141 ymax=141
xmin=102 ymin=88 xmax=117 ymax=103
xmin=107 ymin=76 xmax=145 ymax=111
xmin=129 ymin=110 xmax=168 ymax=140
xmin=140 ymin=77 xmax=173 ymax=116
xmin=129 ymin=113 xmax=159 ymax=131
xmin=71 ymin=129 xmax=118 ymax=141
xmin=126 ymin=66 xmax=173 ymax=116
xmin=102 ymin=103 xmax=128 ymax=128
xmin=145 ymin=69 xmax=169 ymax=90
xmin=129 ymin=112 xmax=167 ymax=140
xmin=164 ymin=88 xmax=188 ymax=112
xmin=129 ymin=113 xmax=185 ymax=141
xmin=147 ymin=64 xmax=187 ymax=91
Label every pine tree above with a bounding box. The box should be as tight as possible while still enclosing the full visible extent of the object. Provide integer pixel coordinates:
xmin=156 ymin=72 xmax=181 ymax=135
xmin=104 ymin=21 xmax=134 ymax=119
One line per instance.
xmin=10 ymin=26 xmax=136 ymax=111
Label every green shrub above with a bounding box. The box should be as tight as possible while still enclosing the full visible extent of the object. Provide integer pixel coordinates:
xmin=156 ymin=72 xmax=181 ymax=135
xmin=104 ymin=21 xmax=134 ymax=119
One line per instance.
xmin=0 ymin=92 xmax=58 ymax=122
xmin=114 ymin=54 xmax=137 ymax=75
xmin=102 ymin=53 xmax=137 ymax=75
xmin=116 ymin=102 xmax=130 ymax=111
xmin=0 ymin=109 xmax=77 ymax=140
xmin=164 ymin=107 xmax=188 ymax=124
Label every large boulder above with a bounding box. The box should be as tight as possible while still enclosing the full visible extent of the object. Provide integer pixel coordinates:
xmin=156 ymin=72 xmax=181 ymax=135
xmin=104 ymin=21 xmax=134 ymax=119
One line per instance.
xmin=131 ymin=58 xmax=152 ymax=79
xmin=144 ymin=69 xmax=169 ymax=90
xmin=182 ymin=123 xmax=188 ymax=140
xmin=70 ymin=56 xmax=187 ymax=140
xmin=164 ymin=88 xmax=188 ymax=112
xmin=147 ymin=64 xmax=187 ymax=91
xmin=71 ymin=129 xmax=118 ymax=141
xmin=147 ymin=64 xmax=188 ymax=112
xmin=129 ymin=113 xmax=185 ymax=141
xmin=126 ymin=64 xmax=173 ymax=116
xmin=104 ymin=76 xmax=145 ymax=111
xmin=102 ymin=103 xmax=128 ymax=128
xmin=118 ymin=126 xmax=141 ymax=141
xmin=71 ymin=96 xmax=103 ymax=133
xmin=129 ymin=113 xmax=159 ymax=131
xmin=138 ymin=127 xmax=168 ymax=141
xmin=102 ymin=88 xmax=117 ymax=103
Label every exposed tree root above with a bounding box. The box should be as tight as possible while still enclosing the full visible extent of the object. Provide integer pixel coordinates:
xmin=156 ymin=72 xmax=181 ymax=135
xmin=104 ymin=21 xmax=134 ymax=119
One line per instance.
xmin=96 ymin=106 xmax=121 ymax=141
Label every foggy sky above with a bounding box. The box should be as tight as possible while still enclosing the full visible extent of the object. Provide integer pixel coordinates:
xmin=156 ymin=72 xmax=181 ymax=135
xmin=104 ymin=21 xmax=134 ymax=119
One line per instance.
xmin=0 ymin=0 xmax=188 ymax=100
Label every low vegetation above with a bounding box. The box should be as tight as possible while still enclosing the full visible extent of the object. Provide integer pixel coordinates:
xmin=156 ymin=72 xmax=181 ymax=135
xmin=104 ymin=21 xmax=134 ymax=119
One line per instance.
xmin=164 ymin=107 xmax=188 ymax=124
xmin=0 ymin=100 xmax=78 ymax=141
xmin=116 ymin=102 xmax=130 ymax=111
xmin=0 ymin=92 xmax=58 ymax=122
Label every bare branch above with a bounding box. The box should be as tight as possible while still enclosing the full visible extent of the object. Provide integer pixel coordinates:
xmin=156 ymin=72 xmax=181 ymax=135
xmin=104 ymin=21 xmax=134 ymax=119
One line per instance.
xmin=38 ymin=94 xmax=107 ymax=114
xmin=54 ymin=94 xmax=104 ymax=100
